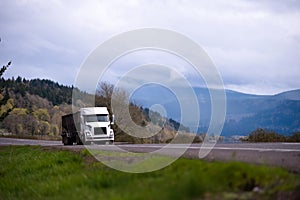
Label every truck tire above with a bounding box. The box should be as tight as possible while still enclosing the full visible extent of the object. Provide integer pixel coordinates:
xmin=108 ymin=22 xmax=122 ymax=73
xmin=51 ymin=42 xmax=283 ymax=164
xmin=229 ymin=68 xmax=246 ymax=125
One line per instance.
xmin=63 ymin=136 xmax=72 ymax=145
xmin=76 ymin=135 xmax=83 ymax=145
xmin=62 ymin=136 xmax=67 ymax=145
xmin=82 ymin=134 xmax=91 ymax=145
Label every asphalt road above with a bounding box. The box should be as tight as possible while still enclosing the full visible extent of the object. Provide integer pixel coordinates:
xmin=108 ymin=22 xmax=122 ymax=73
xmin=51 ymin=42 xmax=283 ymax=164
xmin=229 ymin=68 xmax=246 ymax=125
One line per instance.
xmin=1 ymin=137 xmax=300 ymax=172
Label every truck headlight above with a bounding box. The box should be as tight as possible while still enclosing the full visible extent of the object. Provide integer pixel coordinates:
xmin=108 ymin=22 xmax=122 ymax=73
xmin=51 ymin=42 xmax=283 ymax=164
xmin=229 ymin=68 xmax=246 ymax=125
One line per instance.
xmin=87 ymin=125 xmax=92 ymax=131
xmin=110 ymin=130 xmax=114 ymax=136
xmin=86 ymin=131 xmax=91 ymax=136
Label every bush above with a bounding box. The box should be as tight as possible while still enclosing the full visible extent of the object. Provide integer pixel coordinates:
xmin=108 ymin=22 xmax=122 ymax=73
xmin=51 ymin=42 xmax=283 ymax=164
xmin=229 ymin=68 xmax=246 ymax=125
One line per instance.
xmin=287 ymin=132 xmax=300 ymax=142
xmin=245 ymin=128 xmax=286 ymax=142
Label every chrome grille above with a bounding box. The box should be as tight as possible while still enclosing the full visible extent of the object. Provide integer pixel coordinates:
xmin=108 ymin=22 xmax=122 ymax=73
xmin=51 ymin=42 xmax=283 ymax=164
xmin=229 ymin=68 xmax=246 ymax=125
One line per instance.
xmin=94 ymin=127 xmax=107 ymax=135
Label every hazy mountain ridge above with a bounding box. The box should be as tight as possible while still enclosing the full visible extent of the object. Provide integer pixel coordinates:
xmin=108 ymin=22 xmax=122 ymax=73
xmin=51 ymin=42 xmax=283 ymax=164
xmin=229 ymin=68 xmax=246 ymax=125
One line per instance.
xmin=131 ymin=85 xmax=300 ymax=136
xmin=273 ymin=89 xmax=300 ymax=100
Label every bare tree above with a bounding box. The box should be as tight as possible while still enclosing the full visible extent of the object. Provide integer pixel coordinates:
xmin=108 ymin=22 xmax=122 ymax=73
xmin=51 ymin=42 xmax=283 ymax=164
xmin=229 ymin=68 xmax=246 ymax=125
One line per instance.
xmin=98 ymin=82 xmax=114 ymax=98
xmin=96 ymin=82 xmax=114 ymax=109
xmin=0 ymin=38 xmax=12 ymax=78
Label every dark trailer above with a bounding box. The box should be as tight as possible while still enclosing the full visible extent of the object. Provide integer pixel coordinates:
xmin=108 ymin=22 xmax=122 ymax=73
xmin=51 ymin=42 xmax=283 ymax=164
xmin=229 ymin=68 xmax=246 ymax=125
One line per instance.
xmin=61 ymin=112 xmax=81 ymax=145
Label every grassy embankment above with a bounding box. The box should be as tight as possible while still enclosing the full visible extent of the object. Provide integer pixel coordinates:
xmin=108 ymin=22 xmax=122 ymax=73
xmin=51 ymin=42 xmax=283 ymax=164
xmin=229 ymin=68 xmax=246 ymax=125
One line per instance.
xmin=0 ymin=131 xmax=61 ymax=141
xmin=0 ymin=146 xmax=299 ymax=199
xmin=0 ymin=135 xmax=61 ymax=141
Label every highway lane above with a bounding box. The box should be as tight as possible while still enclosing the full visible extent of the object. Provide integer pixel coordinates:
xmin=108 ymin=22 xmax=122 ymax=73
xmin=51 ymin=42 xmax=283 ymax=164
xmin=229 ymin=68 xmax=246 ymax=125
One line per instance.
xmin=1 ymin=137 xmax=300 ymax=172
xmin=113 ymin=143 xmax=300 ymax=173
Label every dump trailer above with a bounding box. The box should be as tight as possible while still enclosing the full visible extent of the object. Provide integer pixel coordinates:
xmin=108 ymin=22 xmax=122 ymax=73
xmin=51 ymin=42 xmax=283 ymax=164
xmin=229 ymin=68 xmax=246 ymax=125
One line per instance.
xmin=61 ymin=107 xmax=114 ymax=145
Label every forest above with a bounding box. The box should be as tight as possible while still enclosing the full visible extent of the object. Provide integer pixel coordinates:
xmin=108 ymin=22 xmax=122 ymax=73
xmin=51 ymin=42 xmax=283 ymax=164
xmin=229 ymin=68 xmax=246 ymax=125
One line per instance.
xmin=0 ymin=76 xmax=74 ymax=137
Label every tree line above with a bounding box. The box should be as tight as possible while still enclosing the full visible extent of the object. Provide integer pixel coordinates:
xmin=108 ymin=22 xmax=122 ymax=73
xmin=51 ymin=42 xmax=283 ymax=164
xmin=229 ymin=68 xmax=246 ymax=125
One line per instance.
xmin=241 ymin=128 xmax=300 ymax=142
xmin=0 ymin=77 xmax=75 ymax=105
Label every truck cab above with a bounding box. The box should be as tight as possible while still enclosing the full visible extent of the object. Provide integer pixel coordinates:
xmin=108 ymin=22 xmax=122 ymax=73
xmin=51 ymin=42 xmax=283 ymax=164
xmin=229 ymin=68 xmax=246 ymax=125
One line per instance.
xmin=80 ymin=107 xmax=114 ymax=144
xmin=61 ymin=107 xmax=114 ymax=145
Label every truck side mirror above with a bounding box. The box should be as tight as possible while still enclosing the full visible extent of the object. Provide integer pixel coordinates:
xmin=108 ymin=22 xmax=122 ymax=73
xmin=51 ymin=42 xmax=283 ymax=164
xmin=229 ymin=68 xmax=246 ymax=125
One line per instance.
xmin=111 ymin=114 xmax=114 ymax=125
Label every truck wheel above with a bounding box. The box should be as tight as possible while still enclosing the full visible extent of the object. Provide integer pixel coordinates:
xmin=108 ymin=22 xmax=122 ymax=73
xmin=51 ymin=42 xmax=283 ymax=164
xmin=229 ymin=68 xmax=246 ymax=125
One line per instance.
xmin=76 ymin=135 xmax=83 ymax=145
xmin=62 ymin=136 xmax=67 ymax=145
xmin=63 ymin=136 xmax=72 ymax=145
xmin=82 ymin=135 xmax=91 ymax=145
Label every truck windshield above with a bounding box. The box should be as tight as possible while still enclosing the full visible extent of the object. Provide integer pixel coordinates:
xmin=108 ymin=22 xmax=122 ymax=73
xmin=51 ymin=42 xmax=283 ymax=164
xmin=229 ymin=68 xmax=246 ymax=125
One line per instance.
xmin=85 ymin=114 xmax=109 ymax=122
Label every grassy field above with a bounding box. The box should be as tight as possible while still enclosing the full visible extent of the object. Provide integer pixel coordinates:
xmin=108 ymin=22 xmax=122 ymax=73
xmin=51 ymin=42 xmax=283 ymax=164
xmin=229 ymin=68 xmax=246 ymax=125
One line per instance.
xmin=0 ymin=146 xmax=299 ymax=199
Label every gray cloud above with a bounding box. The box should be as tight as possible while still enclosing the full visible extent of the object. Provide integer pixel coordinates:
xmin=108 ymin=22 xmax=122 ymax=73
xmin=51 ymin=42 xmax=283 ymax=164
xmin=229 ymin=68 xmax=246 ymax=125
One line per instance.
xmin=0 ymin=0 xmax=299 ymax=94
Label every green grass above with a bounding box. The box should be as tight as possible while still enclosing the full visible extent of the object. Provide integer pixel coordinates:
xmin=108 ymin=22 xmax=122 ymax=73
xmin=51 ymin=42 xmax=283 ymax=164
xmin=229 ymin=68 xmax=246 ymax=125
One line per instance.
xmin=0 ymin=146 xmax=299 ymax=199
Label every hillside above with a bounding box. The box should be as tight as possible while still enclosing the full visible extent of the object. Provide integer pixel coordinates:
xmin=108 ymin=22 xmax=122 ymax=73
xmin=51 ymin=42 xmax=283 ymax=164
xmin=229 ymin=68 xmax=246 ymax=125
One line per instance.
xmin=274 ymin=89 xmax=300 ymax=100
xmin=0 ymin=77 xmax=190 ymax=143
xmin=0 ymin=77 xmax=75 ymax=105
xmin=131 ymin=85 xmax=300 ymax=136
xmin=0 ymin=77 xmax=74 ymax=137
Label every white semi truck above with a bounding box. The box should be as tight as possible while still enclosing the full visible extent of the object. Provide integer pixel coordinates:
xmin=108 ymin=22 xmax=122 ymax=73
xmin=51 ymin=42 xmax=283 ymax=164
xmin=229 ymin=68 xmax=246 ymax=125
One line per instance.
xmin=61 ymin=107 xmax=114 ymax=145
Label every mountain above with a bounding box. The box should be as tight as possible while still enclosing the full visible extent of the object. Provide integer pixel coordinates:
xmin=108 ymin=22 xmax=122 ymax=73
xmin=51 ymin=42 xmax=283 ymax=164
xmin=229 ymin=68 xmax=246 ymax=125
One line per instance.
xmin=130 ymin=85 xmax=300 ymax=136
xmin=273 ymin=89 xmax=300 ymax=100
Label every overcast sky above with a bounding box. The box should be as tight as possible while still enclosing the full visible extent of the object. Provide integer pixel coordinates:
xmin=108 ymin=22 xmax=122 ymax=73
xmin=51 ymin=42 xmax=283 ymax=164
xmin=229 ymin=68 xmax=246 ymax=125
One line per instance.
xmin=0 ymin=0 xmax=299 ymax=95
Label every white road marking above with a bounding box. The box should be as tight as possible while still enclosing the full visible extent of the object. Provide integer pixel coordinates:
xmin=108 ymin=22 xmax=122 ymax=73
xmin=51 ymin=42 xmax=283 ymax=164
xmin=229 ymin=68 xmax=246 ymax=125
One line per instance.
xmin=1 ymin=138 xmax=300 ymax=152
xmin=119 ymin=144 xmax=300 ymax=152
